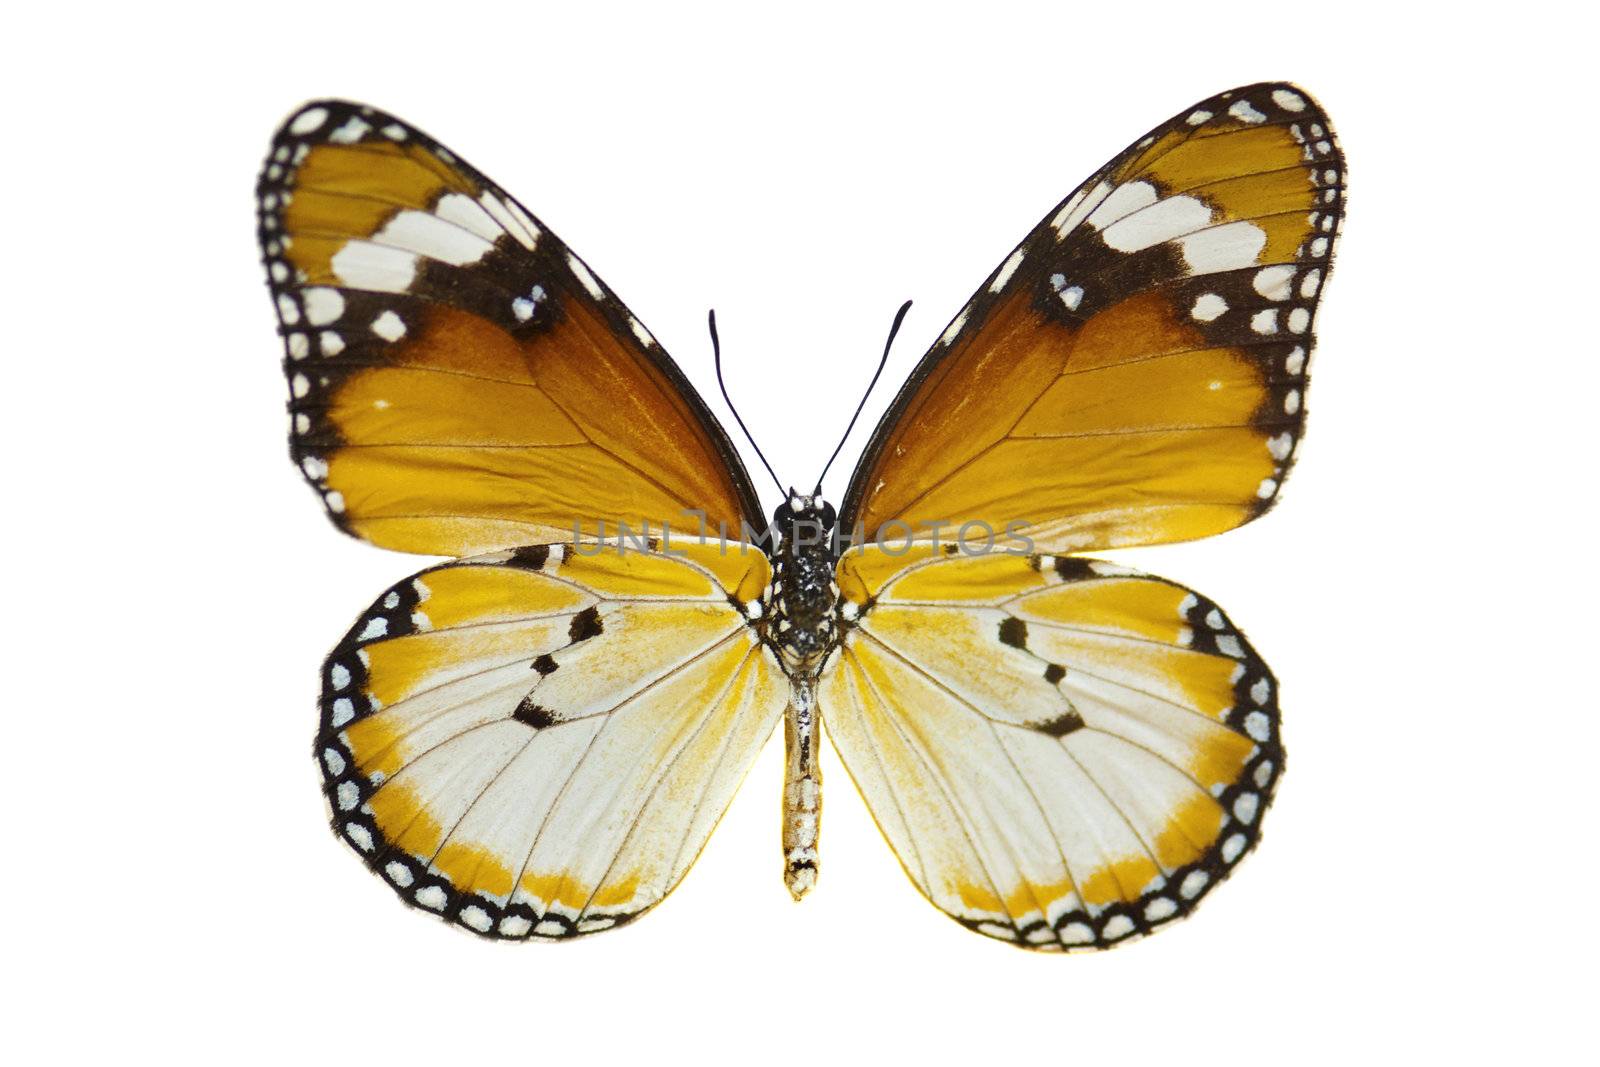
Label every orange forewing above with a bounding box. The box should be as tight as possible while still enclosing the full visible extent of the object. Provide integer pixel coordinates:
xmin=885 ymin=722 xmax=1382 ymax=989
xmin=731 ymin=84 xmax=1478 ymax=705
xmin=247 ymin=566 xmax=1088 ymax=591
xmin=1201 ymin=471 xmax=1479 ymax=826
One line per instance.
xmin=260 ymin=104 xmax=763 ymax=556
xmin=842 ymin=83 xmax=1341 ymax=553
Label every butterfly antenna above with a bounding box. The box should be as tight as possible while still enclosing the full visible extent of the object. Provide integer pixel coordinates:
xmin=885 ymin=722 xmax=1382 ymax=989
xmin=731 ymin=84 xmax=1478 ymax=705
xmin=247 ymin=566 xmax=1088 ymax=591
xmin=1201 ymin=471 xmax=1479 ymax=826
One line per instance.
xmin=709 ymin=309 xmax=786 ymax=497
xmin=813 ymin=299 xmax=912 ymax=494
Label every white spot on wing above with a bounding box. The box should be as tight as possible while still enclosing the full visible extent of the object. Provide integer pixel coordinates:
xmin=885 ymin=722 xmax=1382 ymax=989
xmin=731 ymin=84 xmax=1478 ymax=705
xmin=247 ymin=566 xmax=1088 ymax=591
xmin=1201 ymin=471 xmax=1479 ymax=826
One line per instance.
xmin=371 ymin=310 xmax=406 ymax=342
xmin=302 ymin=287 xmax=345 ymax=326
xmin=1272 ymin=88 xmax=1307 ymax=112
xmin=567 ymin=254 xmax=605 ymax=300
xmin=1059 ymin=922 xmax=1094 ymax=945
xmin=1086 ymin=181 xmax=1160 ymax=232
xmin=1190 ymin=293 xmax=1228 ymax=322
xmin=331 ymin=241 xmax=418 ymax=292
xmin=1145 ymin=896 xmax=1179 ymax=921
xmin=1228 ymin=99 xmax=1267 ymax=124
xmin=1100 ymin=194 xmax=1213 ymax=253
xmin=289 ymin=107 xmax=329 ymax=134
xmin=478 ymin=193 xmax=539 ymax=251
xmin=505 ymin=200 xmax=544 ymax=247
xmin=1179 ymin=220 xmax=1266 ymax=272
xmin=1051 ymin=180 xmax=1113 ymax=239
xmin=1103 ymin=914 xmax=1136 ymax=939
xmin=433 ymin=192 xmax=504 ymax=244
xmin=328 ymin=115 xmax=370 ymax=144
xmin=1253 ymin=265 xmax=1295 ymax=301
xmin=989 ymin=248 xmax=1026 ymax=292
xmin=376 ymin=209 xmax=496 ymax=266
xmin=939 ymin=309 xmax=969 ymax=346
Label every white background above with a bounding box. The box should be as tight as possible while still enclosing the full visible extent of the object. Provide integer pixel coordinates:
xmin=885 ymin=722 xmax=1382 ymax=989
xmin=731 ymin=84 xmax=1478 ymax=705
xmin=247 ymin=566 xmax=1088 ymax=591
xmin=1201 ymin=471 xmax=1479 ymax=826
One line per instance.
xmin=6 ymin=2 xmax=1595 ymax=1062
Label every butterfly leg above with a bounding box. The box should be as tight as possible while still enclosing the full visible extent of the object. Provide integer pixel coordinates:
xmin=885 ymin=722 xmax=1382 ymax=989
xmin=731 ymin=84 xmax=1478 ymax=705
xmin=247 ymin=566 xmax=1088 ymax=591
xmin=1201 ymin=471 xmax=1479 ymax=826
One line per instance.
xmin=782 ymin=678 xmax=822 ymax=899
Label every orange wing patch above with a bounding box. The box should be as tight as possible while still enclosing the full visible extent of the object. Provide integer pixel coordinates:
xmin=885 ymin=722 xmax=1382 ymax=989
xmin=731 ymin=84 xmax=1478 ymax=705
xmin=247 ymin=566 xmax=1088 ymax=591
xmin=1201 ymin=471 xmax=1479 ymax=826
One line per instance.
xmin=842 ymin=82 xmax=1340 ymax=554
xmin=259 ymin=101 xmax=763 ymax=556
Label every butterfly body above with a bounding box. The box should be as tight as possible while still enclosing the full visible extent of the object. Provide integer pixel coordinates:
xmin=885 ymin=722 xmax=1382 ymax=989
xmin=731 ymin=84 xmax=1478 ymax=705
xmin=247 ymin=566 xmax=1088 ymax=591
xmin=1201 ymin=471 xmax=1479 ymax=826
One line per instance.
xmin=765 ymin=493 xmax=842 ymax=897
xmin=262 ymin=83 xmax=1340 ymax=949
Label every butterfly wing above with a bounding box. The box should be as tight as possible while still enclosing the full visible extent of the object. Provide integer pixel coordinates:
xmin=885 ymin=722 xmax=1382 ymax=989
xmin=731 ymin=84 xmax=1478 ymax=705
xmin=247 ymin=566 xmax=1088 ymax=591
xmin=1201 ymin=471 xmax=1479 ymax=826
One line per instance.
xmin=321 ymin=541 xmax=785 ymax=938
xmin=822 ymin=547 xmax=1280 ymax=949
xmin=840 ymin=83 xmax=1342 ymax=553
xmin=823 ymin=84 xmax=1332 ymax=950
xmin=258 ymin=101 xmax=764 ymax=555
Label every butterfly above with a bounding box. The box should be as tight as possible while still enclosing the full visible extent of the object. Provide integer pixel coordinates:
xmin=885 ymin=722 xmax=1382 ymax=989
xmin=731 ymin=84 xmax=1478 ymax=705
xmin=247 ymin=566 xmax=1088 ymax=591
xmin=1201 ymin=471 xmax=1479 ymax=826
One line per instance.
xmin=257 ymin=82 xmax=1342 ymax=950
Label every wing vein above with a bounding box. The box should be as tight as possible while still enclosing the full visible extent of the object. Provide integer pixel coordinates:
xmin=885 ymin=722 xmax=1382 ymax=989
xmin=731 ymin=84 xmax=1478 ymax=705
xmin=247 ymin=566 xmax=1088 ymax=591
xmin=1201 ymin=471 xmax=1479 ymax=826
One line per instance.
xmin=578 ymin=641 xmax=760 ymax=919
xmin=847 ymin=643 xmax=1019 ymax=929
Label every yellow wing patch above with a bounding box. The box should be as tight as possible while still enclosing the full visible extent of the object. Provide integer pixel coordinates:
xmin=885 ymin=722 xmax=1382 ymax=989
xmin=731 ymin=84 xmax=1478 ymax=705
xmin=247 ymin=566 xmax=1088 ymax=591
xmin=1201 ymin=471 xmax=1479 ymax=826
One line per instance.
xmin=823 ymin=547 xmax=1282 ymax=950
xmin=319 ymin=542 xmax=786 ymax=939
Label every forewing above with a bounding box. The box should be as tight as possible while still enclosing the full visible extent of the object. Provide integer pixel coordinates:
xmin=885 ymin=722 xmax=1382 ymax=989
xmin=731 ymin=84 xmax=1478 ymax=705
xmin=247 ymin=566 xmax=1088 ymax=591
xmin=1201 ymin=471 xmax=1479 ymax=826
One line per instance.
xmin=822 ymin=546 xmax=1281 ymax=950
xmin=319 ymin=541 xmax=785 ymax=938
xmin=842 ymin=83 xmax=1342 ymax=552
xmin=259 ymin=101 xmax=764 ymax=555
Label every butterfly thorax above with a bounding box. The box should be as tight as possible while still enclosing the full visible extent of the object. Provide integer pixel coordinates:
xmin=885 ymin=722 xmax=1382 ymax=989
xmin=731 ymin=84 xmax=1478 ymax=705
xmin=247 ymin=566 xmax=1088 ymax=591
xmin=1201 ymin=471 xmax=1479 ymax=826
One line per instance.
xmin=768 ymin=493 xmax=841 ymax=676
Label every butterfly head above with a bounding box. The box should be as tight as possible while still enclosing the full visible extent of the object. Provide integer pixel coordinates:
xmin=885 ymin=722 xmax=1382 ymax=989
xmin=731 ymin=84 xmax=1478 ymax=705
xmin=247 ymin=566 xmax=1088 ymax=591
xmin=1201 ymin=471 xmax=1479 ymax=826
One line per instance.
xmin=774 ymin=489 xmax=837 ymax=543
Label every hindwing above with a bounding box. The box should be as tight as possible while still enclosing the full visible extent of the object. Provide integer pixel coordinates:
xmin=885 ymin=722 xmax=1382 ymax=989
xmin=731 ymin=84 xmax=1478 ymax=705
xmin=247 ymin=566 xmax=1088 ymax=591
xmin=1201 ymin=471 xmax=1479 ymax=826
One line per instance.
xmin=822 ymin=546 xmax=1280 ymax=950
xmin=319 ymin=542 xmax=784 ymax=938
